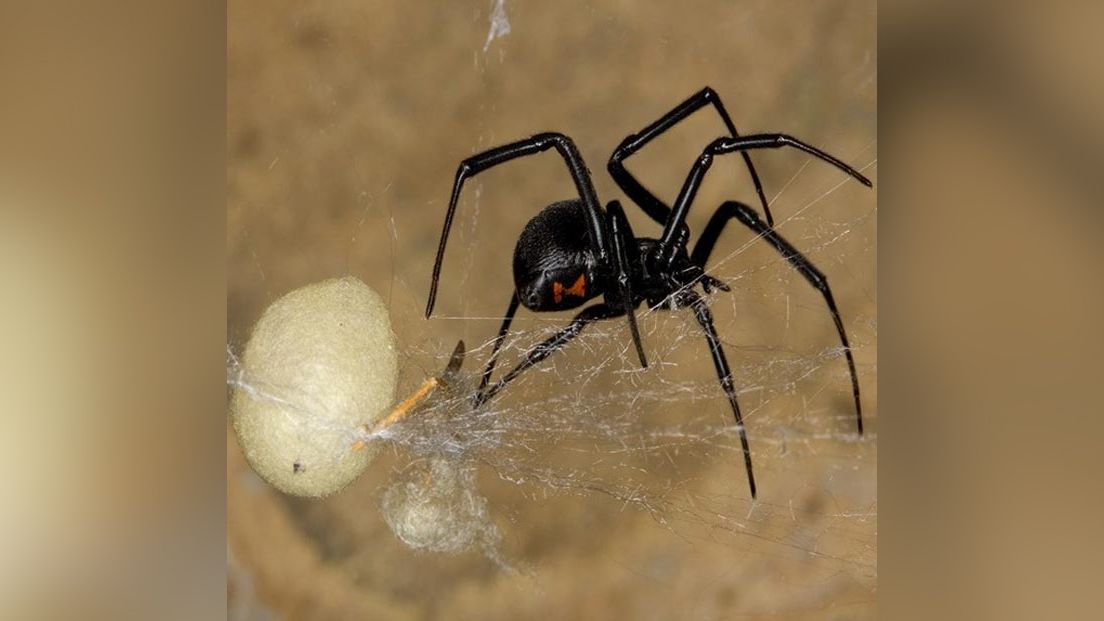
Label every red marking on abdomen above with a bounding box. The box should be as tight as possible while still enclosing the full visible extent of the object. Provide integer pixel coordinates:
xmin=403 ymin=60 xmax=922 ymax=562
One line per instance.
xmin=552 ymin=274 xmax=587 ymax=304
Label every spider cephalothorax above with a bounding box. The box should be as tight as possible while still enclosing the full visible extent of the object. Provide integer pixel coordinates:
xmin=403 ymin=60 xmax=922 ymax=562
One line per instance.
xmin=425 ymin=87 xmax=872 ymax=498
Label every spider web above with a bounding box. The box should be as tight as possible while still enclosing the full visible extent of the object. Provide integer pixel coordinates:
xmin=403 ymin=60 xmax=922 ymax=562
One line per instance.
xmin=227 ymin=1 xmax=876 ymax=614
xmin=407 ymin=150 xmax=873 ymax=558
xmin=228 ymin=145 xmax=877 ymax=578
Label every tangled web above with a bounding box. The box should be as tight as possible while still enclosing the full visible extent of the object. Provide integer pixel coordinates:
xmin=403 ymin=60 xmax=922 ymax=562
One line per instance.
xmin=229 ymin=153 xmax=877 ymax=576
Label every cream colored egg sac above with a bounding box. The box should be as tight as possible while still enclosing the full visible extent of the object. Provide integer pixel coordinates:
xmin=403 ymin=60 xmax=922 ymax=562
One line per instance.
xmin=231 ymin=277 xmax=398 ymax=496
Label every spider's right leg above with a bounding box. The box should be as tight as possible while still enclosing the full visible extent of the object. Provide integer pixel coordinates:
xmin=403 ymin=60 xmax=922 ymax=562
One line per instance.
xmin=682 ymin=289 xmax=757 ymax=499
xmin=690 ymin=200 xmax=863 ymax=435
xmin=426 ymin=133 xmax=611 ymax=318
xmin=608 ymin=87 xmax=773 ymax=226
xmin=475 ymin=303 xmax=621 ymax=407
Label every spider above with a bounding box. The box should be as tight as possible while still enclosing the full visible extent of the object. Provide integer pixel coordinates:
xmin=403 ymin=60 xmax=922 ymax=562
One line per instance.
xmin=425 ymin=87 xmax=872 ymax=498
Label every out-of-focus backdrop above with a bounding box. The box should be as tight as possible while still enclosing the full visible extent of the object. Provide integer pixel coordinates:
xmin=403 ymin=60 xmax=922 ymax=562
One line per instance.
xmin=228 ymin=1 xmax=876 ymax=619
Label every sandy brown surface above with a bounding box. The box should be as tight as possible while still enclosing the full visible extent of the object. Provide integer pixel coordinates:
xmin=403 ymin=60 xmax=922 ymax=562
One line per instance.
xmin=228 ymin=1 xmax=876 ymax=619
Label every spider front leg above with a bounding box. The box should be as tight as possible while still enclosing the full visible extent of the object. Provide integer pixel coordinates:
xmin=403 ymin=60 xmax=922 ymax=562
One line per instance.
xmin=691 ymin=201 xmax=864 ymax=435
xmin=426 ymin=132 xmax=611 ymax=318
xmin=477 ymin=293 xmax=521 ymax=401
xmin=475 ymin=303 xmax=623 ymax=407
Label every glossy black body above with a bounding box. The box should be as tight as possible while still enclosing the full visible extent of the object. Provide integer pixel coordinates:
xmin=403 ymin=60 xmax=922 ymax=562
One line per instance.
xmin=424 ymin=87 xmax=873 ymax=498
xmin=512 ymin=201 xmax=600 ymax=311
xmin=511 ymin=200 xmax=713 ymax=313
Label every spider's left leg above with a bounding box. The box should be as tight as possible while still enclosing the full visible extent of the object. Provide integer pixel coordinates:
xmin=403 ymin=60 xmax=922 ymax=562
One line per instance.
xmin=682 ymin=289 xmax=757 ymax=499
xmin=477 ymin=293 xmax=521 ymax=399
xmin=476 ymin=303 xmax=622 ymax=407
xmin=690 ymin=200 xmax=864 ymax=435
xmin=426 ymin=133 xmax=611 ymax=318
xmin=608 ymin=87 xmax=773 ymax=225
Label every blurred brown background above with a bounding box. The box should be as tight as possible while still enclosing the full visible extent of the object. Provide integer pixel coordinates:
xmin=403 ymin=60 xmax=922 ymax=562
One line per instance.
xmin=228 ymin=1 xmax=876 ymax=619
xmin=881 ymin=3 xmax=1104 ymax=620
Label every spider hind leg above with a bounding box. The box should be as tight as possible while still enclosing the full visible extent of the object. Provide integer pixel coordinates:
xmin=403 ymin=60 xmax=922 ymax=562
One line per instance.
xmin=683 ymin=290 xmax=757 ymax=498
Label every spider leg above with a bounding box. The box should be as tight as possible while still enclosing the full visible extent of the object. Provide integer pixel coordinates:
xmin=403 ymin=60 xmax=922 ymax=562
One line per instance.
xmin=608 ymin=87 xmax=773 ymax=225
xmin=426 ymin=133 xmax=610 ymax=318
xmin=691 ymin=201 xmax=864 ymax=435
xmin=607 ymin=200 xmax=647 ymax=368
xmin=476 ymin=303 xmax=622 ymax=407
xmin=477 ymin=293 xmax=521 ymax=399
xmin=690 ymin=199 xmax=759 ymax=268
xmin=656 ymin=134 xmax=872 ymax=269
xmin=683 ymin=290 xmax=757 ymax=499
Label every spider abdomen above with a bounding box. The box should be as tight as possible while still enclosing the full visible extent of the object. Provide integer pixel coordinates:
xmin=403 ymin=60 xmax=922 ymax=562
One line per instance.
xmin=512 ymin=200 xmax=600 ymax=311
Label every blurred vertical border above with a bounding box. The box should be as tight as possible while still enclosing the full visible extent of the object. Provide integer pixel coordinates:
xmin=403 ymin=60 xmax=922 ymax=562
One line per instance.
xmin=881 ymin=1 xmax=1104 ymax=619
xmin=1 ymin=1 xmax=1101 ymax=619
xmin=0 ymin=2 xmax=225 ymax=620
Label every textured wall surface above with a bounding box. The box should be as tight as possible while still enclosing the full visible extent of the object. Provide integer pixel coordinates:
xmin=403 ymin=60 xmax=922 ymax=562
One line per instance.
xmin=228 ymin=1 xmax=876 ymax=618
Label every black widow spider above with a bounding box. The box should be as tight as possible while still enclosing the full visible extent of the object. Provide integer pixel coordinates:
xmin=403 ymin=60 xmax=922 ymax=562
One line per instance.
xmin=425 ymin=87 xmax=872 ymax=498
